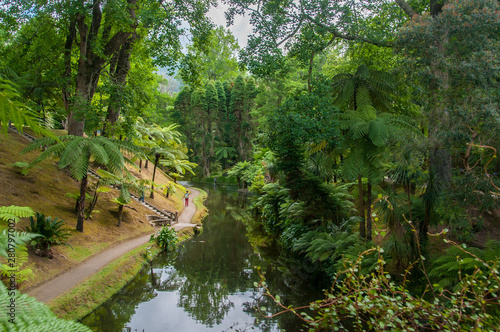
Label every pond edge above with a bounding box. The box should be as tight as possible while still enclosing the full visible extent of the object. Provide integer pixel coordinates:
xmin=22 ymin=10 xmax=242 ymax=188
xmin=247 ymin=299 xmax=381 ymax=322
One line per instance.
xmin=48 ymin=188 xmax=209 ymax=322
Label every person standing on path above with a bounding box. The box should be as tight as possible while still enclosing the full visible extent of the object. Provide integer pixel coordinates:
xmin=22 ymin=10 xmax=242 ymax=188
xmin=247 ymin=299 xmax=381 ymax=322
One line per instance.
xmin=184 ymin=191 xmax=189 ymax=207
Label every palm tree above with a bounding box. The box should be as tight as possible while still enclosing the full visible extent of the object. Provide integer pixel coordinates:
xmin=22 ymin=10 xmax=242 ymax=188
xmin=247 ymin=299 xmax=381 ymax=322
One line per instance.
xmin=22 ymin=136 xmax=140 ymax=232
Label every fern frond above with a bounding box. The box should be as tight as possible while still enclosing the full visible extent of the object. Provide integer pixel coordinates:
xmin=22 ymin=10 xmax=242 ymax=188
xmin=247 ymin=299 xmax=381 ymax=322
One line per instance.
xmin=0 ymin=282 xmax=92 ymax=331
xmin=21 ymin=137 xmax=58 ymax=154
xmin=368 ymin=118 xmax=389 ymax=147
xmin=58 ymin=136 xmax=86 ymax=168
xmin=0 ymin=230 xmax=39 ymax=258
xmin=350 ymin=122 xmax=369 ymax=140
xmin=356 ymin=85 xmax=372 ymax=108
xmin=0 ymin=206 xmax=35 ymax=222
xmin=67 ymin=145 xmax=90 ymax=180
xmin=87 ymin=140 xmax=109 ymax=165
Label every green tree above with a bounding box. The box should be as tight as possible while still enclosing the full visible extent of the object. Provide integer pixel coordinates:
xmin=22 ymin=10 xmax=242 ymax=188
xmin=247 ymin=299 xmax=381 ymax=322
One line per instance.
xmin=229 ymin=75 xmax=257 ymax=161
xmin=202 ymin=81 xmax=219 ymax=176
xmin=22 ymin=136 xmax=140 ymax=232
xmin=337 ymin=107 xmax=416 ymax=240
xmin=180 ymin=26 xmax=240 ymax=81
xmin=135 ymin=122 xmax=184 ymax=198
xmin=229 ymin=75 xmax=245 ymax=160
xmin=331 ymin=64 xmax=401 ymax=240
xmin=172 ymin=87 xmax=196 ymax=156
xmin=97 ymin=169 xmax=139 ymax=226
xmin=3 ymin=0 xmax=213 ymax=136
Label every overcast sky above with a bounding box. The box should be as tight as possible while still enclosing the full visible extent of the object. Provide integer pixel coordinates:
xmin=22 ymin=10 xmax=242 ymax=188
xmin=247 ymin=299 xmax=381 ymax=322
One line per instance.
xmin=206 ymin=1 xmax=252 ymax=48
xmin=157 ymin=2 xmax=251 ymax=77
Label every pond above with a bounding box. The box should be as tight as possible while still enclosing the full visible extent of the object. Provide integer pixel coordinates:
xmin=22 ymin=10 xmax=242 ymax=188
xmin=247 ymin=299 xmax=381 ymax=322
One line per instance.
xmin=81 ymin=183 xmax=322 ymax=331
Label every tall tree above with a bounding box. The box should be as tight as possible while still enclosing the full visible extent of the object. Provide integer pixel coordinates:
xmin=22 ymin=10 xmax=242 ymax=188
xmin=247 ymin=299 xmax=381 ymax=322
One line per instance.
xmin=202 ymin=81 xmax=218 ymax=176
xmin=229 ymin=75 xmax=258 ymax=161
xmin=2 ymin=0 xmax=213 ymax=136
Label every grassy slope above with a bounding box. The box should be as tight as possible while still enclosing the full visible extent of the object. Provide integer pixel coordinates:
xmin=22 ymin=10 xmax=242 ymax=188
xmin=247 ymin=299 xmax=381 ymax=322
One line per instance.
xmin=0 ymin=131 xmax=184 ymax=291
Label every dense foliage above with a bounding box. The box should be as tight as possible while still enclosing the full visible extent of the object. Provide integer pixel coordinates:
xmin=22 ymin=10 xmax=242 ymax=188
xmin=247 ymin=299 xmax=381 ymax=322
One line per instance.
xmin=1 ymin=0 xmax=499 ymax=330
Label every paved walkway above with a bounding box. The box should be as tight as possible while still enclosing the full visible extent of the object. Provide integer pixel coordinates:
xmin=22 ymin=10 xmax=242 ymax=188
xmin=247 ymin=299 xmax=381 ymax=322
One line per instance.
xmin=173 ymin=188 xmax=200 ymax=231
xmin=27 ymin=188 xmax=201 ymax=303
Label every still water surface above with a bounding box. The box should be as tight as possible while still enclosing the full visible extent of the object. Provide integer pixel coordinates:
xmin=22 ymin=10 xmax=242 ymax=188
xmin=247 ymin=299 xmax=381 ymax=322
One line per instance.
xmin=82 ymin=183 xmax=320 ymax=331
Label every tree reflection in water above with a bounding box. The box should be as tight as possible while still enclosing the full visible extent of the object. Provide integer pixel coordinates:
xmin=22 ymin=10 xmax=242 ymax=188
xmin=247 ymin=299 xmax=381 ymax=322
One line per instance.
xmin=82 ymin=184 xmax=321 ymax=331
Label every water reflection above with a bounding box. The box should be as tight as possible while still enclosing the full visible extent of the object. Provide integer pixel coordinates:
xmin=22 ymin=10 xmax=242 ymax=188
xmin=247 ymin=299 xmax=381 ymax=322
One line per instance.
xmin=82 ymin=183 xmax=320 ymax=331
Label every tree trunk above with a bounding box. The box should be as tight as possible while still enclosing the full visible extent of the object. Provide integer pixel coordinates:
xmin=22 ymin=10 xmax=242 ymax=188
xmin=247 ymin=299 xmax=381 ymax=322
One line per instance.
xmin=67 ymin=0 xmax=137 ymax=136
xmin=76 ymin=175 xmax=88 ymax=232
xmin=102 ymin=34 xmax=137 ymax=137
xmin=366 ymin=182 xmax=373 ymax=241
xmin=85 ymin=188 xmax=99 ymax=219
xmin=150 ymin=154 xmax=160 ymax=198
xmin=145 ymin=159 xmax=148 ymax=169
xmin=358 ymin=175 xmax=366 ymax=239
xmin=62 ymin=19 xmax=76 ymax=115
xmin=117 ymin=204 xmax=123 ymax=227
xmin=429 ymin=148 xmax=451 ymax=187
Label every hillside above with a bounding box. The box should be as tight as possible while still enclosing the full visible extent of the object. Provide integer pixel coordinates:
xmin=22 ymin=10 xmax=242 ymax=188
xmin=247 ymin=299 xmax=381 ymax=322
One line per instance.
xmin=0 ymin=130 xmax=185 ymax=291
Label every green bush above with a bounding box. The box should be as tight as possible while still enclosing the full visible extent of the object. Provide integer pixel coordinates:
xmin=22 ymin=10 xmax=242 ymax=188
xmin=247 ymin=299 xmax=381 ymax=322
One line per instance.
xmin=259 ymin=244 xmax=500 ymax=331
xmin=26 ymin=212 xmax=70 ymax=257
xmin=150 ymin=226 xmax=178 ymax=251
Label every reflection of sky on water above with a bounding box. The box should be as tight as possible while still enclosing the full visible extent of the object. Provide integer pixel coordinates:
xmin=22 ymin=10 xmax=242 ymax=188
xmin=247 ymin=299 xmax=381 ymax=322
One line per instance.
xmin=125 ymin=290 xmax=274 ymax=332
xmin=82 ymin=182 xmax=319 ymax=332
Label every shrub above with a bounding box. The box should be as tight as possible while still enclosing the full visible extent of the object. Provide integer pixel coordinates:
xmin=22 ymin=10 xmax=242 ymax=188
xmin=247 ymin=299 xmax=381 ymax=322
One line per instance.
xmin=258 ymin=243 xmax=500 ymax=331
xmin=150 ymin=226 xmax=178 ymax=251
xmin=26 ymin=212 xmax=71 ymax=258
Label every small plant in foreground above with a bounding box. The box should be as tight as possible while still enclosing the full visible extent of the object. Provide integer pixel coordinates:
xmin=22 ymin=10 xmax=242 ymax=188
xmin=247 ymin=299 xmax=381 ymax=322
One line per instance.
xmin=0 ymin=205 xmax=39 ymax=287
xmin=255 ymin=230 xmax=500 ymax=331
xmin=150 ymin=226 xmax=178 ymax=251
xmin=26 ymin=212 xmax=71 ymax=258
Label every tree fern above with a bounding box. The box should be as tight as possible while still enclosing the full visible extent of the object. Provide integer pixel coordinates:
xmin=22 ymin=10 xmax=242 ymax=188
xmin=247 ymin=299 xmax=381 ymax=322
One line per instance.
xmin=0 ymin=282 xmax=91 ymax=331
xmin=22 ymin=135 xmax=139 ymax=232
xmin=331 ymin=65 xmax=397 ymax=113
xmin=429 ymin=240 xmax=500 ymax=291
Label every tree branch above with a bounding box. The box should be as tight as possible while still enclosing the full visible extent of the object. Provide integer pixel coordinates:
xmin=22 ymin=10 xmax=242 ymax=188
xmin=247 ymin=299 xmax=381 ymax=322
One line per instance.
xmin=276 ymin=17 xmax=303 ymax=48
xmin=394 ymin=0 xmax=418 ymax=18
xmin=302 ymin=13 xmax=394 ymax=47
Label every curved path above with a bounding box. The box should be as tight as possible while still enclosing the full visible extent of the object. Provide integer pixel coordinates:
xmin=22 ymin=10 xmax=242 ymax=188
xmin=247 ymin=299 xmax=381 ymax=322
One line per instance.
xmin=27 ymin=188 xmax=201 ymax=303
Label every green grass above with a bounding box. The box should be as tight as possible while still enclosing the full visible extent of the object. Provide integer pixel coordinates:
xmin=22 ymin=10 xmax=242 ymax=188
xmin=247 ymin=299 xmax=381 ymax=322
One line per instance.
xmin=192 ymin=187 xmax=208 ymax=225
